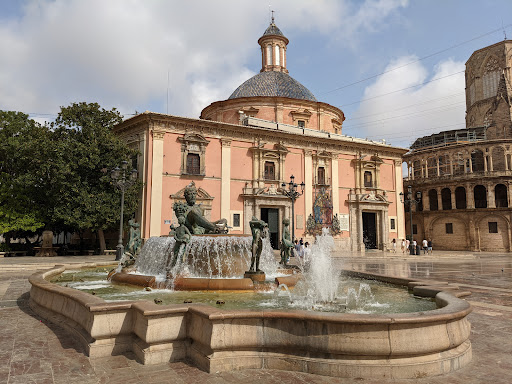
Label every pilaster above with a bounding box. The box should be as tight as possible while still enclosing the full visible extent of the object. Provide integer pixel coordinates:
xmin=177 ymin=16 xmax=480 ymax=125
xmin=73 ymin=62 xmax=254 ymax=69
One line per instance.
xmin=149 ymin=129 xmax=165 ymax=237
xmin=331 ymin=154 xmax=339 ymax=216
xmin=305 ymin=150 xmax=313 ymax=217
xmin=221 ymin=139 xmax=232 ymax=223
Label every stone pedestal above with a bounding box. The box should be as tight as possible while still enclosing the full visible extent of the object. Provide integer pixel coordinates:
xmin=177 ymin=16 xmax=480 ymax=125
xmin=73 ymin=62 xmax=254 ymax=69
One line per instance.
xmin=243 ymin=270 xmax=266 ymax=282
xmin=35 ymin=230 xmax=59 ymax=257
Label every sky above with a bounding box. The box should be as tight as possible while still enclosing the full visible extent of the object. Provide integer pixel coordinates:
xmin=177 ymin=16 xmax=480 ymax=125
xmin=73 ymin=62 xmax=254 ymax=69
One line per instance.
xmin=1 ymin=0 xmax=512 ymax=149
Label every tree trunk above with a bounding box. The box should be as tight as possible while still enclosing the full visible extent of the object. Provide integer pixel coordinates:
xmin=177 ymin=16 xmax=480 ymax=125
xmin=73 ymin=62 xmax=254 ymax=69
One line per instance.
xmin=98 ymin=229 xmax=106 ymax=255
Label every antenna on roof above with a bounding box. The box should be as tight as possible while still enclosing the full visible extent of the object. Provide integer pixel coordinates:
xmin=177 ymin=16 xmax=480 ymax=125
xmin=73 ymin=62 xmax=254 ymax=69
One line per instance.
xmin=271 ymin=10 xmax=275 ymax=24
xmin=502 ymin=19 xmax=507 ymax=40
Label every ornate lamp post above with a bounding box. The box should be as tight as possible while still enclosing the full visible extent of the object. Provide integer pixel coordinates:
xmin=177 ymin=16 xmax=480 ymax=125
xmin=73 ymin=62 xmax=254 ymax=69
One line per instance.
xmin=111 ymin=161 xmax=138 ymax=260
xmin=281 ymin=175 xmax=305 ymax=242
xmin=399 ymin=186 xmax=422 ymax=255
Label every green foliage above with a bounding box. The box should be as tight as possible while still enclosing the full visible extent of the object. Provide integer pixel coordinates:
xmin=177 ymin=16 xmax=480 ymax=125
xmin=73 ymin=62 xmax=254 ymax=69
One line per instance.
xmin=0 ymin=103 xmax=141 ymax=240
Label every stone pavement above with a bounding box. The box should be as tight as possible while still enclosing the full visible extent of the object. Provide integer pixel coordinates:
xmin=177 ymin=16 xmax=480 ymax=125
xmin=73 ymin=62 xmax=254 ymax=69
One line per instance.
xmin=0 ymin=251 xmax=511 ymax=383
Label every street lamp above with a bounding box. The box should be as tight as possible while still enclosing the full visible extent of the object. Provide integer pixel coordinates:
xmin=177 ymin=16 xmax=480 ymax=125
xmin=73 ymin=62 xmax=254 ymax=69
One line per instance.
xmin=281 ymin=175 xmax=305 ymax=242
xmin=399 ymin=186 xmax=422 ymax=255
xmin=110 ymin=160 xmax=138 ymax=260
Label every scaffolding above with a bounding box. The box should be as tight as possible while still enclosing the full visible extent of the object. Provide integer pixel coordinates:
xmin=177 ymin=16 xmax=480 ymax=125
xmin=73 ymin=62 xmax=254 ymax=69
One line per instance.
xmin=410 ymin=126 xmax=487 ymax=151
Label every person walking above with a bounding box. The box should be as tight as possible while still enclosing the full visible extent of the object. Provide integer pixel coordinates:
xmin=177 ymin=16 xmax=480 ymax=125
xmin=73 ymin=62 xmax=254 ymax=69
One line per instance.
xmin=401 ymin=239 xmax=406 ymax=254
xmin=412 ymin=239 xmax=417 ymax=255
xmin=427 ymin=238 xmax=433 ymax=255
xmin=422 ymin=238 xmax=428 ymax=254
xmin=391 ymin=238 xmax=397 ymax=253
xmin=405 ymin=239 xmax=410 ymax=254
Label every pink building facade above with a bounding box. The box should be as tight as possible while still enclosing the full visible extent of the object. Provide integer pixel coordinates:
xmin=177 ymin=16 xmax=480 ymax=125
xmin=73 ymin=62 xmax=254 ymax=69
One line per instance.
xmin=114 ymin=20 xmax=407 ymax=252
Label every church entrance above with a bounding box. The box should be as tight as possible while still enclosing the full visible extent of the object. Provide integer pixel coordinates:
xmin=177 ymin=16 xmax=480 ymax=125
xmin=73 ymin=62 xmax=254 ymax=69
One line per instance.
xmin=362 ymin=212 xmax=377 ymax=249
xmin=261 ymin=208 xmax=279 ymax=249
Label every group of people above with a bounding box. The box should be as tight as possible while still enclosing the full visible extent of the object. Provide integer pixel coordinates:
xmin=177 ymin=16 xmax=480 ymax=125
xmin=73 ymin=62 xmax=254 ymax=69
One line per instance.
xmin=293 ymin=238 xmax=310 ymax=259
xmin=391 ymin=238 xmax=433 ymax=255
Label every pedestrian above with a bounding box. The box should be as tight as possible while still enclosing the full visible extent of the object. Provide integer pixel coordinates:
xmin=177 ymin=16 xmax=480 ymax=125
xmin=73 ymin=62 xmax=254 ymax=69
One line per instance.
xmin=422 ymin=238 xmax=428 ymax=254
xmin=294 ymin=239 xmax=300 ymax=258
xmin=401 ymin=239 xmax=406 ymax=254
xmin=391 ymin=238 xmax=397 ymax=253
xmin=405 ymin=238 xmax=410 ymax=254
xmin=412 ymin=239 xmax=417 ymax=255
xmin=427 ymin=238 xmax=433 ymax=255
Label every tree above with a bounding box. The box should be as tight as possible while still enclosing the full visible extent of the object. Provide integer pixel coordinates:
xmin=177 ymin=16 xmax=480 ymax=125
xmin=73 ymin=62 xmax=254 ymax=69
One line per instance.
xmin=0 ymin=104 xmax=141 ymax=253
xmin=52 ymin=102 xmax=140 ymax=252
xmin=0 ymin=111 xmax=48 ymax=242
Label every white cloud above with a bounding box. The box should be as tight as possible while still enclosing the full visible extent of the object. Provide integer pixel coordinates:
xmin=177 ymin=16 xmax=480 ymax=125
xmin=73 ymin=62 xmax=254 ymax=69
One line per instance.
xmin=346 ymin=56 xmax=466 ymax=148
xmin=0 ymin=0 xmax=409 ymax=120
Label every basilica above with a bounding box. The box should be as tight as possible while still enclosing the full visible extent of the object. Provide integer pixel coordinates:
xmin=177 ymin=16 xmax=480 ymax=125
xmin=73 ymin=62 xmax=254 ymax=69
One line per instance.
xmin=114 ymin=19 xmax=407 ymax=252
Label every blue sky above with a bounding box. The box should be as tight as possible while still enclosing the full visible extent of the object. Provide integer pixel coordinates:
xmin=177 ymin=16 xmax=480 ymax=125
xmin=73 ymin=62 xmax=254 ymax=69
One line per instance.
xmin=1 ymin=0 xmax=512 ymax=148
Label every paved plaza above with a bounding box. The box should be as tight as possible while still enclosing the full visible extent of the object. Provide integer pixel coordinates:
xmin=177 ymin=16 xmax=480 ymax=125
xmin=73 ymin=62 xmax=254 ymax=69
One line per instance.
xmin=0 ymin=251 xmax=511 ymax=384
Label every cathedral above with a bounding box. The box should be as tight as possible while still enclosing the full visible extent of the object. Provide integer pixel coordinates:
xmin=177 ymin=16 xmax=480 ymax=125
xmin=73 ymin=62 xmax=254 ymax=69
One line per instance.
xmin=114 ymin=19 xmax=406 ymax=252
xmin=403 ymin=40 xmax=512 ymax=251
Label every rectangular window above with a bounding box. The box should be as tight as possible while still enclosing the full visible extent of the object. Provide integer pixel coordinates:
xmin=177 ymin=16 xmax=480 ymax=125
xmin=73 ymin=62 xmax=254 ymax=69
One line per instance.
xmin=297 ymin=120 xmax=305 ymax=128
xmin=186 ymin=153 xmax=200 ymax=174
xmin=364 ymin=171 xmax=373 ymax=188
xmin=390 ymin=218 xmax=396 ymax=230
xmin=446 ymin=223 xmax=453 ymax=234
xmin=233 ymin=214 xmax=240 ymax=228
xmin=412 ymin=224 xmax=417 ymax=235
xmin=489 ymin=222 xmax=498 ymax=233
xmin=264 ymin=161 xmax=275 ymax=180
xmin=317 ymin=167 xmax=325 ymax=185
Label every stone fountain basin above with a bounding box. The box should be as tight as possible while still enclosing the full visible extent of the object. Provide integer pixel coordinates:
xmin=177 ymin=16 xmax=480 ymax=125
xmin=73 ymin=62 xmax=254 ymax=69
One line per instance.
xmin=29 ymin=263 xmax=472 ymax=380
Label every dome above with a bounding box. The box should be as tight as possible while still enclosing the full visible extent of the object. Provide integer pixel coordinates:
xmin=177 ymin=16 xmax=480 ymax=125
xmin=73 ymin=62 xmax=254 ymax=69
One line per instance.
xmin=262 ymin=23 xmax=284 ymax=37
xmin=228 ymin=71 xmax=317 ymax=101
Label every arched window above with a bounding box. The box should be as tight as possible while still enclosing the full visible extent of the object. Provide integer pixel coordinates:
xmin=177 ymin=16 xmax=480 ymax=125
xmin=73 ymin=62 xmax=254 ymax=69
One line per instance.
xmin=275 ymin=45 xmax=280 ymax=66
xmin=429 ymin=189 xmax=438 ymax=211
xmin=495 ymin=184 xmax=508 ymax=207
xmin=455 ymin=187 xmax=466 ymax=209
xmin=453 ymin=153 xmax=465 ymax=175
xmin=427 ymin=157 xmax=437 ymax=177
xmin=438 ymin=154 xmax=450 ymax=176
xmin=413 ymin=160 xmax=421 ymax=179
xmin=471 ymin=150 xmax=484 ymax=172
xmin=441 ymin=188 xmax=452 ymax=210
xmin=474 ymin=185 xmax=487 ymax=208
xmin=266 ymin=45 xmax=272 ymax=66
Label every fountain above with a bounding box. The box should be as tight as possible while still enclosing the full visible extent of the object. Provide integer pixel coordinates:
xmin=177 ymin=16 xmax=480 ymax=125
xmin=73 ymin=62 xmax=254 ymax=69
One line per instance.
xmin=27 ymin=182 xmax=473 ymax=379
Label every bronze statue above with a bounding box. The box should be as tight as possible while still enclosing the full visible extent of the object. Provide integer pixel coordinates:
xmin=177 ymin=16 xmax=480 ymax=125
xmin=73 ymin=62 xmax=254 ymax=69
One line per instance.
xmin=280 ymin=218 xmax=294 ymax=266
xmin=127 ymin=219 xmax=142 ymax=256
xmin=183 ymin=182 xmax=228 ymax=234
xmin=248 ymin=216 xmax=268 ymax=272
xmin=169 ymin=215 xmax=192 ymax=269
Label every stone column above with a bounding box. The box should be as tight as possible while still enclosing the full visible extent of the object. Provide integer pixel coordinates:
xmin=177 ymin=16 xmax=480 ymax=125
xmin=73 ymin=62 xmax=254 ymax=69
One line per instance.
xmin=411 ymin=162 xmax=415 ymax=180
xmin=437 ymin=188 xmax=443 ymax=210
xmin=221 ymin=139 xmax=232 ymax=224
xmin=149 ymin=129 xmax=165 ymax=237
xmin=484 ymin=156 xmax=488 ymax=172
xmin=466 ymin=184 xmax=475 ymax=209
xmin=489 ymin=154 xmax=494 ymax=172
xmin=305 ymin=150 xmax=313 ymax=217
xmin=423 ymin=189 xmax=430 ymax=211
xmin=488 ymin=183 xmax=496 ymax=208
xmin=331 ymin=154 xmax=340 ymax=216
xmin=449 ymin=155 xmax=454 ymax=175
xmin=451 ymin=189 xmax=456 ymax=210
xmin=394 ymin=160 xmax=405 ymax=240
xmin=436 ymin=158 xmax=440 ymax=176
xmin=469 ymin=156 xmax=473 ymax=173
xmin=505 ymin=153 xmax=509 ymax=171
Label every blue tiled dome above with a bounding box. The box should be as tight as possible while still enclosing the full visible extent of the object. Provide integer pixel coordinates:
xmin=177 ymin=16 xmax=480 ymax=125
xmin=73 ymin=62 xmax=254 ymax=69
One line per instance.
xmin=228 ymin=71 xmax=317 ymax=101
xmin=262 ymin=23 xmax=284 ymax=37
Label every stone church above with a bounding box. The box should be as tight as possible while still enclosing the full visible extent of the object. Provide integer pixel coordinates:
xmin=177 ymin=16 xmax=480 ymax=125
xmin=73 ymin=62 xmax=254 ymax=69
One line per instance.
xmin=114 ymin=19 xmax=407 ymax=252
xmin=403 ymin=40 xmax=512 ymax=251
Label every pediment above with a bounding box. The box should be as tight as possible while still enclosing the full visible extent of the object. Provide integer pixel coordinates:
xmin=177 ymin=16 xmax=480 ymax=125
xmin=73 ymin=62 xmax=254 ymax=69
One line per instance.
xmin=178 ymin=132 xmax=210 ymax=144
